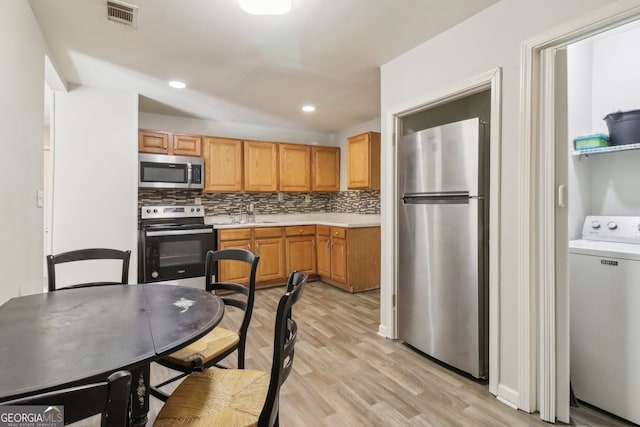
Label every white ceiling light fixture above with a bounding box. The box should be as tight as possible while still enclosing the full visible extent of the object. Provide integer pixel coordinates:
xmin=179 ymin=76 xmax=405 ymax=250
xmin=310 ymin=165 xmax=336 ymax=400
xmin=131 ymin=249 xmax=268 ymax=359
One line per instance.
xmin=168 ymin=80 xmax=186 ymax=89
xmin=238 ymin=0 xmax=291 ymax=15
xmin=302 ymin=105 xmax=316 ymax=112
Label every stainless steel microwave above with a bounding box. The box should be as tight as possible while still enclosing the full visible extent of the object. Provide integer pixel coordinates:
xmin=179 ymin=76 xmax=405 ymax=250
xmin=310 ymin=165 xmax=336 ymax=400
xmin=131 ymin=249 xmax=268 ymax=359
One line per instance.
xmin=138 ymin=153 xmax=204 ymax=189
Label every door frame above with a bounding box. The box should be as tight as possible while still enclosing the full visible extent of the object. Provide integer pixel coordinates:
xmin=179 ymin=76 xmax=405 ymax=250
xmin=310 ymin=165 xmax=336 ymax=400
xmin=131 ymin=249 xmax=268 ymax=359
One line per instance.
xmin=386 ymin=67 xmax=502 ymax=396
xmin=519 ymin=0 xmax=640 ymax=421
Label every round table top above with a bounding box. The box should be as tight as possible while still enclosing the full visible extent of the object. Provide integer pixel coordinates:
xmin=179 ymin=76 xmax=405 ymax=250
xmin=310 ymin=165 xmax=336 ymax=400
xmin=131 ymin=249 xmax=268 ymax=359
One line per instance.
xmin=0 ymin=284 xmax=224 ymax=401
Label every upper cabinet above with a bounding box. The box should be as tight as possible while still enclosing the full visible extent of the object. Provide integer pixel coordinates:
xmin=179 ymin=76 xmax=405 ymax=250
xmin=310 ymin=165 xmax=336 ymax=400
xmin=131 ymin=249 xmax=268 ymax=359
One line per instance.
xmin=244 ymin=140 xmax=278 ymax=192
xmin=138 ymin=129 xmax=201 ymax=156
xmin=279 ymin=143 xmax=311 ymax=192
xmin=347 ymin=131 xmax=380 ymax=190
xmin=311 ymin=146 xmax=340 ymax=192
xmin=203 ymin=136 xmax=243 ymax=193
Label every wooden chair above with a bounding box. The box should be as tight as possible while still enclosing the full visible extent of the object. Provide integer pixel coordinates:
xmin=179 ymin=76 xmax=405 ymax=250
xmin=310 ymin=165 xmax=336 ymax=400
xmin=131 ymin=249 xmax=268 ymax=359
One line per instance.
xmin=46 ymin=248 xmax=131 ymax=292
xmin=153 ymin=270 xmax=307 ymax=427
xmin=151 ymin=248 xmax=260 ymax=401
xmin=1 ymin=371 xmax=132 ymax=427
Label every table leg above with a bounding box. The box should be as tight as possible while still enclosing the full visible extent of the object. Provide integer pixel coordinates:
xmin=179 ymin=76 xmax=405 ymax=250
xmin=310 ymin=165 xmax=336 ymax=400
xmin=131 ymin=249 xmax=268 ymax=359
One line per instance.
xmin=129 ymin=364 xmax=150 ymax=427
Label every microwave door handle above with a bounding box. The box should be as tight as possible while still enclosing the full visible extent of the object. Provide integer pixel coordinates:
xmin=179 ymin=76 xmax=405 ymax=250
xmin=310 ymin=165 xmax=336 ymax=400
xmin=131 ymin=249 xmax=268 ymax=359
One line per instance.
xmin=187 ymin=163 xmax=193 ymax=187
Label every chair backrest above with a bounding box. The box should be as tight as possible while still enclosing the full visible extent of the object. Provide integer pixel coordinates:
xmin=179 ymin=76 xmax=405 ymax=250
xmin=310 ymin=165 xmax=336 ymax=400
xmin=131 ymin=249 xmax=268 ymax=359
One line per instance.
xmin=258 ymin=270 xmax=308 ymax=427
xmin=47 ymin=248 xmax=131 ymax=292
xmin=0 ymin=371 xmax=131 ymax=427
xmin=205 ymin=248 xmax=260 ymax=363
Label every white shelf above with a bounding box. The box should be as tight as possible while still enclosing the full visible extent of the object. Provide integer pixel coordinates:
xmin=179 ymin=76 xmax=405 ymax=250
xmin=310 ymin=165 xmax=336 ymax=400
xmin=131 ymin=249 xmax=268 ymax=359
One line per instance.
xmin=572 ymin=142 xmax=640 ymax=156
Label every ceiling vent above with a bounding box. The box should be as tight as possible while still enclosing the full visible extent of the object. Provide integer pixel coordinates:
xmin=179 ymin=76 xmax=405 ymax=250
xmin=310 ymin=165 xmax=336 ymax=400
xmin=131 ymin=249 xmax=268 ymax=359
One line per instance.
xmin=107 ymin=1 xmax=138 ymax=28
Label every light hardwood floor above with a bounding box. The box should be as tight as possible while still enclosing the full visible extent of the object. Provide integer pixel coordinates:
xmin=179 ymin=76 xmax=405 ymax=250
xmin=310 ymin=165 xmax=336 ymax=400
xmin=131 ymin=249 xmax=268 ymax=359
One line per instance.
xmin=143 ymin=280 xmax=632 ymax=427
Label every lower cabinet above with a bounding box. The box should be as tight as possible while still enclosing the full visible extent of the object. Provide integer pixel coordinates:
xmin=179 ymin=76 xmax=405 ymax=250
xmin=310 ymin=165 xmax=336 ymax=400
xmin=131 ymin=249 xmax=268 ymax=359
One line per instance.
xmin=316 ymin=225 xmax=380 ymax=293
xmin=285 ymin=226 xmax=316 ymax=276
xmin=217 ymin=227 xmax=285 ymax=288
xmin=218 ymin=224 xmax=380 ymax=292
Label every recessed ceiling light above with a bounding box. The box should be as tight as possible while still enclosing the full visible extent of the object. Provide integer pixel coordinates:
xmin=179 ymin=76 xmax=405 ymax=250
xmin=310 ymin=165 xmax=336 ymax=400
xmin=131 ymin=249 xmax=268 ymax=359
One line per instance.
xmin=238 ymin=0 xmax=291 ymax=15
xmin=302 ymin=105 xmax=316 ymax=113
xmin=168 ymin=80 xmax=186 ymax=89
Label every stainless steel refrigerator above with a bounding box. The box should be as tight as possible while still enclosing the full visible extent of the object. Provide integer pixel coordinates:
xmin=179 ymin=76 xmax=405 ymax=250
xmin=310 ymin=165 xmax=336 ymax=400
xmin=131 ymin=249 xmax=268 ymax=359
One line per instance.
xmin=397 ymin=117 xmax=488 ymax=379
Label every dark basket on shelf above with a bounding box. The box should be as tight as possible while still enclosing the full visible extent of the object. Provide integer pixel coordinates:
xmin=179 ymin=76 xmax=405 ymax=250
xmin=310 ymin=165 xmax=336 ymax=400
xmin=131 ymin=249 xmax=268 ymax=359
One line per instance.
xmin=603 ymin=109 xmax=640 ymax=146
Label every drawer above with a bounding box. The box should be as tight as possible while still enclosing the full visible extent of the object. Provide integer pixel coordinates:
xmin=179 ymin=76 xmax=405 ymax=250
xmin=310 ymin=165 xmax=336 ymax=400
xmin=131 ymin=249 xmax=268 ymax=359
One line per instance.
xmin=254 ymin=227 xmax=283 ymax=239
xmin=330 ymin=227 xmax=346 ymax=239
xmin=218 ymin=228 xmax=252 ymax=241
xmin=316 ymin=225 xmax=330 ymax=236
xmin=285 ymin=225 xmax=316 ymax=236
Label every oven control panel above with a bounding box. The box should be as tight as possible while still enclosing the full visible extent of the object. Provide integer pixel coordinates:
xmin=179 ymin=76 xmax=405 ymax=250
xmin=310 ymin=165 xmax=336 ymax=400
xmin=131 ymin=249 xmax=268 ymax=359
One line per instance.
xmin=141 ymin=205 xmax=204 ymax=219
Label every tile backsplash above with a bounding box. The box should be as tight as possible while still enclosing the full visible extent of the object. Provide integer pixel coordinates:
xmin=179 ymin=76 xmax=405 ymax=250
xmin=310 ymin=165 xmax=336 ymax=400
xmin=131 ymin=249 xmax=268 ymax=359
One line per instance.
xmin=138 ymin=189 xmax=380 ymax=216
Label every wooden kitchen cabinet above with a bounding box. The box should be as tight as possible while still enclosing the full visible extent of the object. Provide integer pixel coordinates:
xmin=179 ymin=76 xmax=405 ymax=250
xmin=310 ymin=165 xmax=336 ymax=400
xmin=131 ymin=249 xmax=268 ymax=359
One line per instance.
xmin=138 ymin=129 xmax=201 ymax=156
xmin=203 ymin=136 xmax=243 ymax=192
xmin=312 ymin=146 xmax=340 ymax=192
xmin=172 ymin=133 xmax=202 ymax=156
xmin=285 ymin=225 xmax=316 ymax=275
xmin=217 ymin=229 xmax=253 ymax=285
xmin=253 ymin=227 xmax=285 ymax=284
xmin=347 ymin=131 xmax=380 ymax=190
xmin=217 ymin=227 xmax=285 ymax=287
xmin=316 ymin=225 xmax=380 ymax=292
xmin=244 ymin=140 xmax=278 ymax=192
xmin=279 ymin=143 xmax=311 ymax=192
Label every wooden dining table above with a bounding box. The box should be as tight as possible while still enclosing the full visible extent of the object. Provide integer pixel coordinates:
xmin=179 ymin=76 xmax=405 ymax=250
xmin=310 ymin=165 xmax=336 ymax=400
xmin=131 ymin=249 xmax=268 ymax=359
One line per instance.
xmin=0 ymin=284 xmax=224 ymax=426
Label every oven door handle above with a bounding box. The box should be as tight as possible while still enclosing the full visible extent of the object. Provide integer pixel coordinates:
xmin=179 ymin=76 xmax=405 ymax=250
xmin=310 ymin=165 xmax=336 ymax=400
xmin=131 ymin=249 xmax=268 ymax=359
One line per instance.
xmin=146 ymin=229 xmax=213 ymax=237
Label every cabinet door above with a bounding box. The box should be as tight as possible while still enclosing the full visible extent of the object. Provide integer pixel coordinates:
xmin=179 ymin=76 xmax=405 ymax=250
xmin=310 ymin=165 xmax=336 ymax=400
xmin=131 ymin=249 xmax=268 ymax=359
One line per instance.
xmin=347 ymin=132 xmax=380 ymax=189
xmin=285 ymin=236 xmax=316 ymax=275
xmin=204 ymin=137 xmax=243 ymax=192
xmin=217 ymin=239 xmax=252 ymax=284
xmin=279 ymin=143 xmax=311 ymax=192
xmin=139 ymin=130 xmax=170 ymax=154
xmin=330 ymin=237 xmax=347 ymax=284
xmin=244 ymin=140 xmax=278 ymax=192
xmin=316 ymin=235 xmax=331 ymax=278
xmin=173 ymin=133 xmax=202 ymax=156
xmin=311 ymin=146 xmax=340 ymax=192
xmin=254 ymin=237 xmax=285 ymax=283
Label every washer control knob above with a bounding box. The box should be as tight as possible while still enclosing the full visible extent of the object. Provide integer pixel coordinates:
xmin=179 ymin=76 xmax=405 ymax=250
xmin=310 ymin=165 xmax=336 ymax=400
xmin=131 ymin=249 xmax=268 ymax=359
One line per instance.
xmin=153 ymin=208 xmax=158 ymax=213
xmin=191 ymin=208 xmax=195 ymax=212
xmin=607 ymin=221 xmax=618 ymax=230
xmin=151 ymin=271 xmax=159 ymax=279
xmin=591 ymin=221 xmax=601 ymax=229
xmin=146 ymin=209 xmax=151 ymax=214
xmin=196 ymin=208 xmax=201 ymax=212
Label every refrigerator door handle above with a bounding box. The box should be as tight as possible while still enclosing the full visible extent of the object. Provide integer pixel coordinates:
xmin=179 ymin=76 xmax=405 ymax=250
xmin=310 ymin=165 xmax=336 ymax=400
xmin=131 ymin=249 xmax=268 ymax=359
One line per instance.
xmin=402 ymin=192 xmax=470 ymax=205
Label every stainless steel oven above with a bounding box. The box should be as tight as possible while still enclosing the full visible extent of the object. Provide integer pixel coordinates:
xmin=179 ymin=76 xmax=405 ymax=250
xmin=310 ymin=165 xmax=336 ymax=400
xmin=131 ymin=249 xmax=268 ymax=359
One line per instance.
xmin=139 ymin=205 xmax=216 ymax=285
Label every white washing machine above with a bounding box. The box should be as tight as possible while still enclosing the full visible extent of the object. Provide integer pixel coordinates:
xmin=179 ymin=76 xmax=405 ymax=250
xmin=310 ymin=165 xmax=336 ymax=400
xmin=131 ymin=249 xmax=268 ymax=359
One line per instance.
xmin=570 ymin=215 xmax=640 ymax=424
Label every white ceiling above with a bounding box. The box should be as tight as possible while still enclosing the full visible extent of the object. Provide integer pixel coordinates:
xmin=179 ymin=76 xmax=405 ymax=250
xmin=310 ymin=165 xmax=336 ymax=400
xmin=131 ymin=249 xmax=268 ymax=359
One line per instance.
xmin=29 ymin=0 xmax=498 ymax=133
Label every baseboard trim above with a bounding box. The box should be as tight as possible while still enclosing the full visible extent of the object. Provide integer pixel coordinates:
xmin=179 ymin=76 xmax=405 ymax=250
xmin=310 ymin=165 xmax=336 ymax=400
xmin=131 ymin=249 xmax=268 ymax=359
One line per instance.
xmin=377 ymin=323 xmax=389 ymax=338
xmin=497 ymin=384 xmax=520 ymax=410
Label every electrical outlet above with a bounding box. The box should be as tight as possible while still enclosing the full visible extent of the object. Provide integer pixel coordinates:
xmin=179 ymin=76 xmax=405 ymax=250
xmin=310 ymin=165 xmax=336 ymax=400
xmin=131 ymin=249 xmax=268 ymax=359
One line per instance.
xmin=304 ymin=194 xmax=311 ymax=203
xmin=195 ymin=197 xmax=202 ymax=205
xmin=278 ymin=193 xmax=284 ymax=202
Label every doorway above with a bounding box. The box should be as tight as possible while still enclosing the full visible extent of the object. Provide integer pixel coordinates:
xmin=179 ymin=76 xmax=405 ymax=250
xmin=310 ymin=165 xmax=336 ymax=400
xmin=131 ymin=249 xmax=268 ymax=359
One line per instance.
xmin=520 ymin=2 xmax=640 ymax=423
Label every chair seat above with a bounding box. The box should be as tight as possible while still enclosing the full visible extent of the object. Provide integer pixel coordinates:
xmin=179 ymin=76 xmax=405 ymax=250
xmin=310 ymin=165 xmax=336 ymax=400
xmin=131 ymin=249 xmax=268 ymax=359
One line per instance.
xmin=163 ymin=327 xmax=240 ymax=367
xmin=154 ymin=368 xmax=270 ymax=427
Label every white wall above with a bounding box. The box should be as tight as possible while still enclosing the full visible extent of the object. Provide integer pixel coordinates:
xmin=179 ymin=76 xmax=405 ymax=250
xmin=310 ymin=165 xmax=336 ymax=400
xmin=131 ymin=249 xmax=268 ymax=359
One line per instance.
xmin=0 ymin=1 xmax=48 ymax=303
xmin=139 ymin=112 xmax=335 ymax=146
xmin=567 ymin=22 xmax=640 ymax=231
xmin=380 ymin=0 xmax=617 ymax=407
xmin=52 ymin=87 xmax=138 ymax=286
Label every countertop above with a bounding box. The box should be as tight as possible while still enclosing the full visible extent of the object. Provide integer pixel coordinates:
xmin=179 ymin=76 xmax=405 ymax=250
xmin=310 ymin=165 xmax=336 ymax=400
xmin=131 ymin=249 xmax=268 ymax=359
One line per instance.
xmin=205 ymin=213 xmax=380 ymax=229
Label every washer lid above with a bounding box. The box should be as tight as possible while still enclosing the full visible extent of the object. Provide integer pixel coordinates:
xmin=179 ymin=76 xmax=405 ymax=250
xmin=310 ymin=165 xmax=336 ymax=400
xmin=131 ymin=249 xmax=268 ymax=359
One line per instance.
xmin=569 ymin=239 xmax=640 ymax=260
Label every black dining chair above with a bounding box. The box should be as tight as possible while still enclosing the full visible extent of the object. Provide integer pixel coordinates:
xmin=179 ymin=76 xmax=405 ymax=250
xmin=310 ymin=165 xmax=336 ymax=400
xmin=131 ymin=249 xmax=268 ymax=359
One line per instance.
xmin=46 ymin=248 xmax=131 ymax=292
xmin=153 ymin=270 xmax=307 ymax=427
xmin=151 ymin=248 xmax=260 ymax=401
xmin=1 ymin=370 xmax=132 ymax=427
